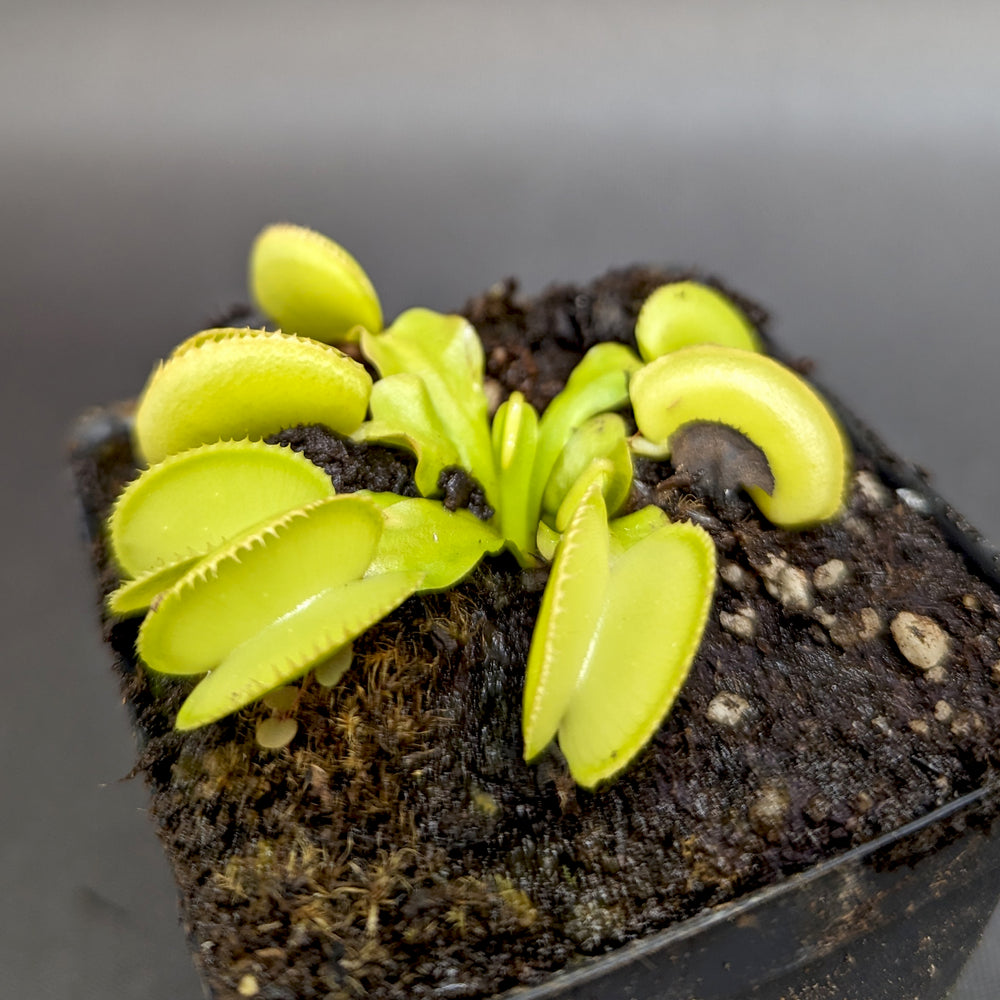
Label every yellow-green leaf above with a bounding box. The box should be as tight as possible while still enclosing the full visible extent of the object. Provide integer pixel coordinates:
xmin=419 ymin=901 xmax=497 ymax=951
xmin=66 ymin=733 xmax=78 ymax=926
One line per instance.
xmin=630 ymin=345 xmax=850 ymax=527
xmin=557 ymin=519 xmax=716 ymax=787
xmin=249 ymin=223 xmax=382 ymax=343
xmin=352 ymin=373 xmax=461 ymax=497
xmin=531 ymin=342 xmax=642 ymax=514
xmin=535 ymin=519 xmax=561 ymax=562
xmin=365 ymin=497 xmax=504 ymax=591
xmin=635 ymin=282 xmax=760 ymax=361
xmin=553 ymin=459 xmax=615 ymax=533
xmin=134 ymin=328 xmax=371 ymax=464
xmin=491 ymin=391 xmax=541 ymax=563
xmin=522 ymin=488 xmax=610 ymax=761
xmin=139 ymin=496 xmax=382 ymax=675
xmin=108 ymin=439 xmax=335 ymax=578
xmin=107 ymin=557 xmax=201 ymax=617
xmin=607 ymin=505 xmax=670 ymax=556
xmin=542 ymin=414 xmax=632 ymax=525
xmin=175 ymin=571 xmax=421 ymax=729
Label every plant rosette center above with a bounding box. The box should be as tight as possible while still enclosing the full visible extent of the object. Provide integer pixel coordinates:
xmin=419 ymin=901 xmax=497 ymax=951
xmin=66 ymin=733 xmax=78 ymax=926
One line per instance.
xmin=106 ymin=223 xmax=850 ymax=785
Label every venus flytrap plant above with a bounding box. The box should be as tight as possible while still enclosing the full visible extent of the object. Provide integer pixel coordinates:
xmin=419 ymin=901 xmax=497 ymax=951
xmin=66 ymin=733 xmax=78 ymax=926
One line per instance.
xmin=108 ymin=224 xmax=852 ymax=786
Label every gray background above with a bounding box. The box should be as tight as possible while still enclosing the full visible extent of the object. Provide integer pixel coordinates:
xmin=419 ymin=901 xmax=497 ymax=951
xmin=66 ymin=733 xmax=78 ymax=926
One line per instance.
xmin=3 ymin=1 xmax=1000 ymax=996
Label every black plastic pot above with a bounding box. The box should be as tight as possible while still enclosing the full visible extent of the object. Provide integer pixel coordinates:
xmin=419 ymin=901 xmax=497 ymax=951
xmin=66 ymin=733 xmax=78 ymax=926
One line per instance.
xmin=510 ymin=787 xmax=1000 ymax=1000
xmin=71 ymin=389 xmax=1000 ymax=1000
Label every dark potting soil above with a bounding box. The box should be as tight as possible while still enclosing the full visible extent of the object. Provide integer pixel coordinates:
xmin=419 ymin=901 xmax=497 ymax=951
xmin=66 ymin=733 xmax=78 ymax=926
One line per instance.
xmin=73 ymin=269 xmax=1000 ymax=1000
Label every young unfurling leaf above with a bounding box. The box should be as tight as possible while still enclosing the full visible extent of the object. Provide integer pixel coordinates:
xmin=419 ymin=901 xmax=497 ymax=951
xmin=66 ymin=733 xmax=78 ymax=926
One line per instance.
xmin=542 ymin=414 xmax=632 ymax=528
xmin=361 ymin=309 xmax=498 ymax=507
xmin=491 ymin=391 xmax=541 ymax=564
xmin=352 ymin=373 xmax=462 ymax=497
xmin=530 ymin=343 xmax=642 ymax=515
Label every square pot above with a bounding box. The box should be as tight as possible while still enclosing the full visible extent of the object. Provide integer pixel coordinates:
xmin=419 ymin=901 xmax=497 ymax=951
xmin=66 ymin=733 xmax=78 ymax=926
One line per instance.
xmin=71 ymin=270 xmax=1000 ymax=1000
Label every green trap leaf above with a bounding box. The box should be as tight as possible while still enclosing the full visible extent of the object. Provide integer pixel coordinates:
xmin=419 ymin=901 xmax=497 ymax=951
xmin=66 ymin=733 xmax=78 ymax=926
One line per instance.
xmin=134 ymin=328 xmax=371 ymax=464
xmin=630 ymin=345 xmax=850 ymax=527
xmin=635 ymin=281 xmax=760 ymax=361
xmin=522 ymin=487 xmax=610 ymax=761
xmin=558 ymin=518 xmax=716 ymax=787
xmin=108 ymin=439 xmax=334 ymax=578
xmin=249 ymin=223 xmax=383 ymax=343
xmin=139 ymin=495 xmax=383 ymax=676
xmin=524 ymin=490 xmax=716 ymax=788
xmin=175 ymin=571 xmax=421 ymax=729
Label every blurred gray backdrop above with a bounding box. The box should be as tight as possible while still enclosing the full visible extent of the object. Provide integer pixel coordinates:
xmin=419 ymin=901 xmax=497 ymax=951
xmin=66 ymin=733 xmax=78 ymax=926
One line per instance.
xmin=3 ymin=1 xmax=1000 ymax=996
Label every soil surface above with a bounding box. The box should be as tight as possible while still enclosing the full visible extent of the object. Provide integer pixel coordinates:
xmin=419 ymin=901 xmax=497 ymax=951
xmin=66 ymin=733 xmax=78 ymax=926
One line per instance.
xmin=74 ymin=269 xmax=1000 ymax=1000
